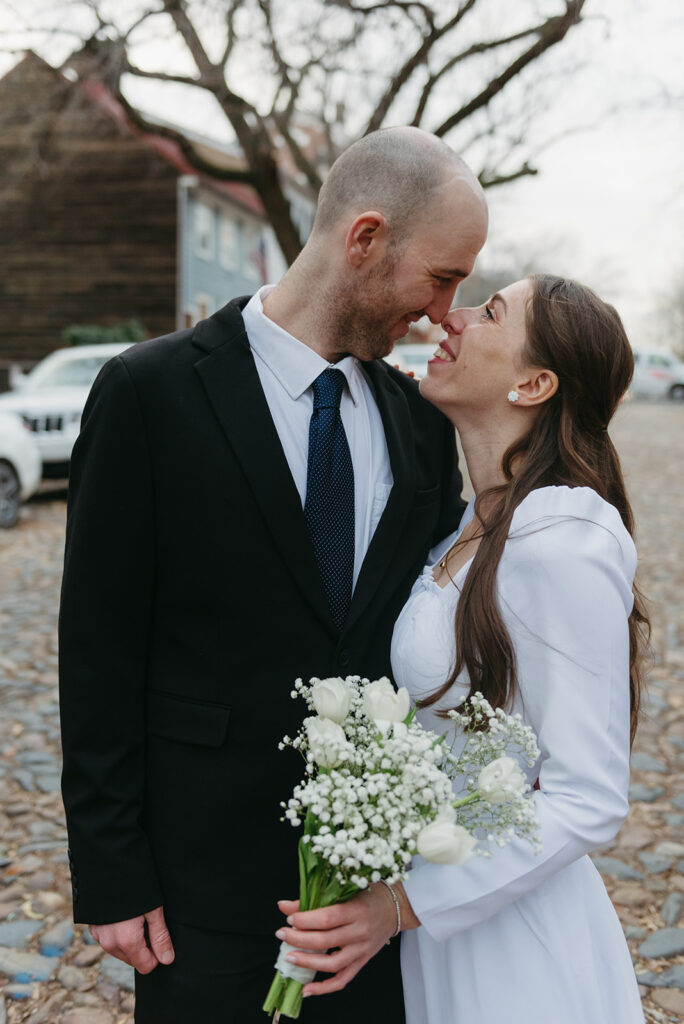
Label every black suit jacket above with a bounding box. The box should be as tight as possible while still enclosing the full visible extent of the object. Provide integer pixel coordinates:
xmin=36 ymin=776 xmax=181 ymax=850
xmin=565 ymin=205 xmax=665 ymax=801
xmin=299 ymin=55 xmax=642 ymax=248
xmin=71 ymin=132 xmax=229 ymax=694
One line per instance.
xmin=59 ymin=297 xmax=465 ymax=935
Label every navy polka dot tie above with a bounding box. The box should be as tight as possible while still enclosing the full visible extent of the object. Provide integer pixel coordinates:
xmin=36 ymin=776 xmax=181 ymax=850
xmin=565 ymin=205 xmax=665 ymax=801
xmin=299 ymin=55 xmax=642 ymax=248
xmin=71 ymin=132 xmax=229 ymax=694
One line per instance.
xmin=304 ymin=368 xmax=355 ymax=631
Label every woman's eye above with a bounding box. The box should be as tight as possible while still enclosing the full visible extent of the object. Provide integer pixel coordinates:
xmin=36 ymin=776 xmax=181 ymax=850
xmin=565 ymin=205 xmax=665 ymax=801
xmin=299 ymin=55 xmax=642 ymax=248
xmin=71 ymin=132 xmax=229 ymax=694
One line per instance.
xmin=481 ymin=305 xmax=495 ymax=322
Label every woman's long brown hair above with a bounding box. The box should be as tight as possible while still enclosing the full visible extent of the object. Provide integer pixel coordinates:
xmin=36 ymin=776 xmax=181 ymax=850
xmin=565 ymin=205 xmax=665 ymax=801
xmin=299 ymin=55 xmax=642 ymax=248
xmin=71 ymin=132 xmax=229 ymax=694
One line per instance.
xmin=419 ymin=274 xmax=650 ymax=745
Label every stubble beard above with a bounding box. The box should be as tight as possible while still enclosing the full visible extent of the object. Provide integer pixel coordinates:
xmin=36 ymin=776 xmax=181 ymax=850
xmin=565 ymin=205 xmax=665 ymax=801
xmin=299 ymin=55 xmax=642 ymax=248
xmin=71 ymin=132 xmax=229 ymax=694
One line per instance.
xmin=321 ymin=253 xmax=404 ymax=362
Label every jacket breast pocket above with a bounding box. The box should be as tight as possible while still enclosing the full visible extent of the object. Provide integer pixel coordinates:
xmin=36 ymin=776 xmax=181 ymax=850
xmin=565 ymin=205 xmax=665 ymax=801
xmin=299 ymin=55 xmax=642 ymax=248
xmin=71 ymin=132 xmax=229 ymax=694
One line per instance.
xmin=145 ymin=689 xmax=231 ymax=748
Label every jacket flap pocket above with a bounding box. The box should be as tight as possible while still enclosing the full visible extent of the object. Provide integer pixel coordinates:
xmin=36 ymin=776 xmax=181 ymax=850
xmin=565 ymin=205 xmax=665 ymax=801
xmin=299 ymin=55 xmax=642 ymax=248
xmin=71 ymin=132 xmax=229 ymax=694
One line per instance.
xmin=413 ymin=484 xmax=440 ymax=507
xmin=146 ymin=690 xmax=231 ymax=748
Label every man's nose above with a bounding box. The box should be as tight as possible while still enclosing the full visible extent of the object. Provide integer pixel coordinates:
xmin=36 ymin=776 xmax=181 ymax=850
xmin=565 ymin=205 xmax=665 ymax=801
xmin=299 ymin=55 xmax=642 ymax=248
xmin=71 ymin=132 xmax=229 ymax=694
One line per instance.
xmin=424 ymin=288 xmax=458 ymax=325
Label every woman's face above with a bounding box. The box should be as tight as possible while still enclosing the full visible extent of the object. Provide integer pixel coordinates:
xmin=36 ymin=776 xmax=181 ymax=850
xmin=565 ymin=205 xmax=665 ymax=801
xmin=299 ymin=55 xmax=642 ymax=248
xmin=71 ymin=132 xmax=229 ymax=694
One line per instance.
xmin=419 ymin=278 xmax=533 ymax=418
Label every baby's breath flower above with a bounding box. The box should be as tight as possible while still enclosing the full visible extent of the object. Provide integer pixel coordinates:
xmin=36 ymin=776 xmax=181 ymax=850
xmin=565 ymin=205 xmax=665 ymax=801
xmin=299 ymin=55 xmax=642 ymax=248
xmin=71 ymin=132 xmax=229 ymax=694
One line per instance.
xmin=279 ymin=677 xmax=541 ymax=893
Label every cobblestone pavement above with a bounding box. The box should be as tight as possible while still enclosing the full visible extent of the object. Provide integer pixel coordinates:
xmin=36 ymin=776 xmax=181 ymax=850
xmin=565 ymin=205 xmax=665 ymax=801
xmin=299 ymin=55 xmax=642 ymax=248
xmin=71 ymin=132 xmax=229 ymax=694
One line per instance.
xmin=0 ymin=399 xmax=682 ymax=1023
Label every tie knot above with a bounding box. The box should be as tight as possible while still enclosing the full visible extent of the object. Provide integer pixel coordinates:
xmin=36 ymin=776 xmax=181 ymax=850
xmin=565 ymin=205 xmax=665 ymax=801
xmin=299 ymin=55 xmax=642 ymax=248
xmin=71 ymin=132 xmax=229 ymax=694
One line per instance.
xmin=312 ymin=368 xmax=346 ymax=410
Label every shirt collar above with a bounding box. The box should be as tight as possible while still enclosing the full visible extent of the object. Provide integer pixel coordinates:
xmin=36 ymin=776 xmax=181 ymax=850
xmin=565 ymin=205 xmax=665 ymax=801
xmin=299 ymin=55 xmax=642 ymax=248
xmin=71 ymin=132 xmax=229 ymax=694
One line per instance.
xmin=243 ymin=285 xmax=360 ymax=405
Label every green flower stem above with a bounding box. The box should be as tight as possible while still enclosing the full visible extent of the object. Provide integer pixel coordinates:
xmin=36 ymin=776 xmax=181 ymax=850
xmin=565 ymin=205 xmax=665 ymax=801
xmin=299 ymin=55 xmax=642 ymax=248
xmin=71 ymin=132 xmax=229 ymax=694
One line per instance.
xmin=262 ymin=973 xmax=304 ymax=1019
xmin=279 ymin=978 xmax=304 ymax=1018
xmin=264 ymin=839 xmax=363 ymax=1018
xmin=452 ymin=793 xmax=480 ymax=809
xmin=263 ymin=971 xmax=287 ymax=1014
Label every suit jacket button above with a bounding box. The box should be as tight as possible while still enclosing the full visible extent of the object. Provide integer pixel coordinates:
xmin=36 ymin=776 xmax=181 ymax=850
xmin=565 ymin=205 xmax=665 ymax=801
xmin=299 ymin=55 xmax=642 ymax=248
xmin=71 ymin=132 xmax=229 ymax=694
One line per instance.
xmin=339 ymin=649 xmax=351 ymax=667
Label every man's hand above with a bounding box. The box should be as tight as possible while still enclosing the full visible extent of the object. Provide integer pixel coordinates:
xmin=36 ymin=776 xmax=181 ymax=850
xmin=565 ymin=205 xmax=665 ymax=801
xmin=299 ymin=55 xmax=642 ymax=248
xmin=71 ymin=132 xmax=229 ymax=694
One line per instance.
xmin=89 ymin=905 xmax=175 ymax=974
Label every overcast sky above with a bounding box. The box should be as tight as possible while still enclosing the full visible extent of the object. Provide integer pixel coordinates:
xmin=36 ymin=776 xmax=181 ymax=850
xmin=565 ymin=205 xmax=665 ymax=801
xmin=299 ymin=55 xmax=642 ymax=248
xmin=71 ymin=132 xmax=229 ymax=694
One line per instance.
xmin=483 ymin=0 xmax=683 ymax=347
xmin=1 ymin=0 xmax=682 ymax=346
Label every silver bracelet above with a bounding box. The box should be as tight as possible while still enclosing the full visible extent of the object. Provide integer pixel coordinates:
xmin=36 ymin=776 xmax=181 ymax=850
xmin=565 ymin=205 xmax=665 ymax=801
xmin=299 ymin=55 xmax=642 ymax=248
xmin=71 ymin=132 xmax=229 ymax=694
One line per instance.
xmin=379 ymin=879 xmax=401 ymax=941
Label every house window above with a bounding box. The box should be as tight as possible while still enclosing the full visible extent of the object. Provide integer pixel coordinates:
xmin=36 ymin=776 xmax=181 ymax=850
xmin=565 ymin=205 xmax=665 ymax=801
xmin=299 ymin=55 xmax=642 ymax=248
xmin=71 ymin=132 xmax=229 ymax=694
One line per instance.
xmin=195 ymin=293 xmax=215 ymax=322
xmin=219 ymin=216 xmax=239 ymax=271
xmin=194 ymin=203 xmax=215 ymax=260
xmin=245 ymin=226 xmax=268 ymax=283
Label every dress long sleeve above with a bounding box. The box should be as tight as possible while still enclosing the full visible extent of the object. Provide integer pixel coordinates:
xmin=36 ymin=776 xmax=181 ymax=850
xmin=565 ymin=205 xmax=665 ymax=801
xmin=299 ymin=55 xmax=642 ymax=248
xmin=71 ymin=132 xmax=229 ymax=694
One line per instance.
xmin=402 ymin=486 xmax=637 ymax=942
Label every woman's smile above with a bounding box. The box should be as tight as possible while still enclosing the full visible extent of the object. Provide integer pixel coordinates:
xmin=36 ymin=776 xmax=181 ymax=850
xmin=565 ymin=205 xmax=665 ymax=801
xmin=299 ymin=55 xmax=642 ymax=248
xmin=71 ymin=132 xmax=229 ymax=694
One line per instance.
xmin=429 ymin=339 xmax=458 ymax=365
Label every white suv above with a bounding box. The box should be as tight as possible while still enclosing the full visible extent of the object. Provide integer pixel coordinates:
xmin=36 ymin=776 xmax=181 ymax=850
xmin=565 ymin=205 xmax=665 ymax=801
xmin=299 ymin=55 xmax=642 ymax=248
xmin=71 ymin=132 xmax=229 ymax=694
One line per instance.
xmin=631 ymin=349 xmax=684 ymax=400
xmin=0 ymin=343 xmax=133 ymax=477
xmin=0 ymin=411 xmax=41 ymax=527
xmin=384 ymin=343 xmax=433 ymax=379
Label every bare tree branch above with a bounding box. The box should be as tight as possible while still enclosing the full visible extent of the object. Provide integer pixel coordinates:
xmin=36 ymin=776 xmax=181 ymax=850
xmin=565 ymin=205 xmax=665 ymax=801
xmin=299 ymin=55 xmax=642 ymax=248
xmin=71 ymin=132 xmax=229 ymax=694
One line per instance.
xmin=4 ymin=0 xmax=618 ymax=266
xmin=364 ymin=0 xmax=479 ymax=136
xmin=479 ymin=162 xmax=538 ymax=189
xmin=255 ymin=0 xmax=323 ymax=193
xmin=434 ymin=0 xmax=587 ymax=136
xmin=270 ymin=112 xmax=324 ymax=192
xmin=159 ymin=0 xmax=303 ymax=261
xmin=257 ymin=0 xmax=297 ymax=111
xmin=325 ymin=0 xmax=435 ymax=33
xmin=117 ymin=94 xmax=256 ymax=184
xmin=122 ymin=6 xmax=166 ymax=39
xmin=159 ymin=0 xmax=222 ymax=84
xmin=123 ymin=62 xmax=203 ymax=87
xmin=412 ymin=22 xmax=550 ymax=127
xmin=158 ymin=0 xmax=259 ymax=122
xmin=221 ymin=0 xmax=248 ymax=68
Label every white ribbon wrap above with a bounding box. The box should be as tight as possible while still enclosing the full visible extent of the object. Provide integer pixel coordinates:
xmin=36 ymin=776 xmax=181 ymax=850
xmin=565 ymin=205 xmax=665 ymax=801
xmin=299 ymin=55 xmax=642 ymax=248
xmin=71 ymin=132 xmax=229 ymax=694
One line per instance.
xmin=275 ymin=940 xmax=317 ymax=985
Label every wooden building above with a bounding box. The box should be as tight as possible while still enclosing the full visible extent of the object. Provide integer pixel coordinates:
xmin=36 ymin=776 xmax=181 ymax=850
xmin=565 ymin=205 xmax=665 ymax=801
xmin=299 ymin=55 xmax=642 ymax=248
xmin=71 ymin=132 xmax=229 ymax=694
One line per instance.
xmin=0 ymin=52 xmax=300 ymax=373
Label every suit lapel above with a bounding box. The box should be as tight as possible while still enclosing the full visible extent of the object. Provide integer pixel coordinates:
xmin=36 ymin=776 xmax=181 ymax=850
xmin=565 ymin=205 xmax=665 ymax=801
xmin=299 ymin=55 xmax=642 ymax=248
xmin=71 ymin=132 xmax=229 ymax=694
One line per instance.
xmin=345 ymin=360 xmax=417 ymax=632
xmin=192 ymin=300 xmax=337 ymax=637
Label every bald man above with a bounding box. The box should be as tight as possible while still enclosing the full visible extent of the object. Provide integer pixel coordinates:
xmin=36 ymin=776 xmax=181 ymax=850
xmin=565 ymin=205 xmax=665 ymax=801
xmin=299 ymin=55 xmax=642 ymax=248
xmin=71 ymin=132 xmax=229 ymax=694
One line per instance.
xmin=59 ymin=126 xmax=488 ymax=1022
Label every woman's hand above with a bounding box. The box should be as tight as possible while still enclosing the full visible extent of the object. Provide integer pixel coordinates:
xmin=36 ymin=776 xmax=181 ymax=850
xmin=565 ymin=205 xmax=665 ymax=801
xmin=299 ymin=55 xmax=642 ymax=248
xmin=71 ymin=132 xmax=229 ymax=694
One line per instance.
xmin=275 ymin=882 xmax=419 ymax=997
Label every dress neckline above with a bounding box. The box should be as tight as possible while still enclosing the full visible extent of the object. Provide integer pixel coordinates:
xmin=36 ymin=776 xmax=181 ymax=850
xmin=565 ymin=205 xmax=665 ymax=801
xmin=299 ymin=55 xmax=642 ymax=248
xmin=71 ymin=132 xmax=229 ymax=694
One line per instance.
xmin=425 ymin=496 xmax=477 ymax=592
xmin=424 ymin=555 xmax=475 ymax=592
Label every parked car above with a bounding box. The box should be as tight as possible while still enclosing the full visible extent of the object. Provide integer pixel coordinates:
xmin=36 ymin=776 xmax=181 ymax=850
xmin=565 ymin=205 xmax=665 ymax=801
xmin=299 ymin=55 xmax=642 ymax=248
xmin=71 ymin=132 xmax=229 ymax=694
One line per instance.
xmin=631 ymin=349 xmax=684 ymax=400
xmin=0 ymin=411 xmax=41 ymax=527
xmin=0 ymin=343 xmax=133 ymax=478
xmin=384 ymin=342 xmax=433 ymax=379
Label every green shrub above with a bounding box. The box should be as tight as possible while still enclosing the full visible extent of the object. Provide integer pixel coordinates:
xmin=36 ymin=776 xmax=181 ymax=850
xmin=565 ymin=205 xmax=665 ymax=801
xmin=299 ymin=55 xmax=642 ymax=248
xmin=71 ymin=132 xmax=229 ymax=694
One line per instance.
xmin=61 ymin=319 xmax=147 ymax=346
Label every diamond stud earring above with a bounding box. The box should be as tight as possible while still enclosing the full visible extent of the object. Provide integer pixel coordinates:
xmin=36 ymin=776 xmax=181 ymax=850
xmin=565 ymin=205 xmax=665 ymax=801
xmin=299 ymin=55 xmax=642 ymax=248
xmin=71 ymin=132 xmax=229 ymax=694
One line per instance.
xmin=507 ymin=390 xmax=519 ymax=403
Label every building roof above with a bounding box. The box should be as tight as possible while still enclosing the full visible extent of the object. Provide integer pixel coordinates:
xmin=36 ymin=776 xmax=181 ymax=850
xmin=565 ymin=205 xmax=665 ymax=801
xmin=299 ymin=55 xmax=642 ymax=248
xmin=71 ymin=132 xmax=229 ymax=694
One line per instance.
xmin=3 ymin=52 xmax=267 ymax=217
xmin=79 ymin=77 xmax=266 ymax=215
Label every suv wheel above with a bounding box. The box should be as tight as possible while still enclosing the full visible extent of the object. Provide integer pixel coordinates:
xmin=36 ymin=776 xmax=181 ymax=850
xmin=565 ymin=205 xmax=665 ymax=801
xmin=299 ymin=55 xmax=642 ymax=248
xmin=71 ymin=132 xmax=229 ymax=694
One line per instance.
xmin=0 ymin=460 xmax=20 ymax=528
xmin=670 ymin=384 xmax=684 ymax=401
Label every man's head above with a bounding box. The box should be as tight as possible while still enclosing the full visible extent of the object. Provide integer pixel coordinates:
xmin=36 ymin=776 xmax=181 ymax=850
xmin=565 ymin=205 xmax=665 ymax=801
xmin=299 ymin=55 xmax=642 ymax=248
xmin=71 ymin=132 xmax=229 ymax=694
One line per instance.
xmin=309 ymin=126 xmax=488 ymax=360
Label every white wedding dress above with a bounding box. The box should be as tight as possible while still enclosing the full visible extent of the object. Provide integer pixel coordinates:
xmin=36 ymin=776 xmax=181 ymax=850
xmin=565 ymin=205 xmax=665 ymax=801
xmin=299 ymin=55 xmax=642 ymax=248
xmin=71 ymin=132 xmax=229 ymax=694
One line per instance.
xmin=391 ymin=486 xmax=645 ymax=1024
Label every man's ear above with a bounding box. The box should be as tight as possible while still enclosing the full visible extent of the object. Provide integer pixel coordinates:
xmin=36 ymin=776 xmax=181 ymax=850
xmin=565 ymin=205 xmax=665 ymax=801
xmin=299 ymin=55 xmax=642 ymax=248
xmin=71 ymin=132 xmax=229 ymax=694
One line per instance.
xmin=346 ymin=211 xmax=388 ymax=268
xmin=515 ymin=368 xmax=559 ymax=407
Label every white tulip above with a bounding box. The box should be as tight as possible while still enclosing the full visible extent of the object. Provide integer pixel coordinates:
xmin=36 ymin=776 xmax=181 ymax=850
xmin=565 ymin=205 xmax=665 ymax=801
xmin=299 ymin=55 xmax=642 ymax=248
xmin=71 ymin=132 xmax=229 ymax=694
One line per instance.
xmin=363 ymin=677 xmax=410 ymax=724
xmin=477 ymin=756 xmax=527 ymax=804
xmin=304 ymin=716 xmax=352 ymax=769
xmin=311 ymin=678 xmax=352 ymax=723
xmin=417 ymin=821 xmax=477 ymax=865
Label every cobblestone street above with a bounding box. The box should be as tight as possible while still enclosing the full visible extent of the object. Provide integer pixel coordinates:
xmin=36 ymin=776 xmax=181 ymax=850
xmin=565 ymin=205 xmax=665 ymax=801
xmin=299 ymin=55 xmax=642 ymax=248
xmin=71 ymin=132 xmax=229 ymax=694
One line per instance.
xmin=0 ymin=399 xmax=682 ymax=1023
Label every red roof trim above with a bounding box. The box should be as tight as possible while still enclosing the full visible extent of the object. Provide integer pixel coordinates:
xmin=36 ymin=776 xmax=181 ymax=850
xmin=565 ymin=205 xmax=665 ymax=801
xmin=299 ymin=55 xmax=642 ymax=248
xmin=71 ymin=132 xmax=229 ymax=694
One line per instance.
xmin=80 ymin=78 xmax=266 ymax=217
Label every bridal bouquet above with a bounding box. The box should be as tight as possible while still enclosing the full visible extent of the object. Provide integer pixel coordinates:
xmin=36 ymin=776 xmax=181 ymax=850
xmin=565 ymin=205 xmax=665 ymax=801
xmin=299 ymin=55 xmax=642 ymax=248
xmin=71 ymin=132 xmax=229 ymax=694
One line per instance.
xmin=263 ymin=677 xmax=540 ymax=1020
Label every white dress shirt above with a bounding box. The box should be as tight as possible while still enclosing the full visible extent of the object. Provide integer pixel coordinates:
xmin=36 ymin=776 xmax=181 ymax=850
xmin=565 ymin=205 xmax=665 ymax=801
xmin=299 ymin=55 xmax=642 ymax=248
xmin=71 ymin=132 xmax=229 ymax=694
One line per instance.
xmin=242 ymin=285 xmax=393 ymax=588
